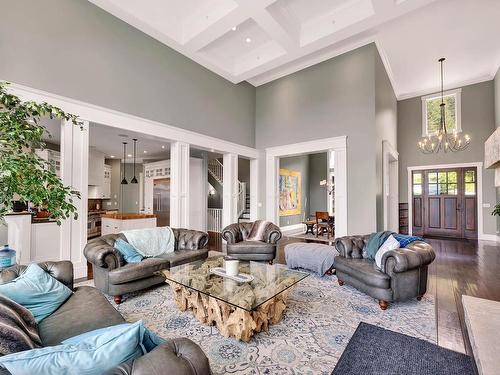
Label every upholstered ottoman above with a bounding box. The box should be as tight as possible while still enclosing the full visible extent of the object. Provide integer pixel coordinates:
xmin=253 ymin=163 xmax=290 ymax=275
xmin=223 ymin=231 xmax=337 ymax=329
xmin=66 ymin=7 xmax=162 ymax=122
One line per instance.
xmin=285 ymin=242 xmax=336 ymax=276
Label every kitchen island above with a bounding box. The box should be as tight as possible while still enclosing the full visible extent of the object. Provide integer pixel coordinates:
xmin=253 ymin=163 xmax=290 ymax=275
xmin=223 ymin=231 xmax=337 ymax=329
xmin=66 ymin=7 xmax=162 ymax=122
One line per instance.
xmin=101 ymin=213 xmax=157 ymax=235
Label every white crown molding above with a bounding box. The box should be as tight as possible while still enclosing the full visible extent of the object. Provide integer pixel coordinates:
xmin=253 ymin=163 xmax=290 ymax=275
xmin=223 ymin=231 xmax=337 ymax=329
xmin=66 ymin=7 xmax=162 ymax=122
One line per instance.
xmin=265 ymin=135 xmax=347 ymax=157
xmin=5 ymin=81 xmax=260 ymax=159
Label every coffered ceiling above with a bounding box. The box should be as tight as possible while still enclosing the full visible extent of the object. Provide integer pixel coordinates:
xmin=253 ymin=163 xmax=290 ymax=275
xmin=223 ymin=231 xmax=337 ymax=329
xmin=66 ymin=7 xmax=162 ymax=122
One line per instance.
xmin=89 ymin=0 xmax=500 ymax=99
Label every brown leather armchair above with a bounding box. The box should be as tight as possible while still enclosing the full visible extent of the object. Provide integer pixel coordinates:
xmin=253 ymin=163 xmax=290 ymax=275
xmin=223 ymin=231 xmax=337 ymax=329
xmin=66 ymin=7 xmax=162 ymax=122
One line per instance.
xmin=221 ymin=222 xmax=282 ymax=263
xmin=84 ymin=228 xmax=208 ymax=304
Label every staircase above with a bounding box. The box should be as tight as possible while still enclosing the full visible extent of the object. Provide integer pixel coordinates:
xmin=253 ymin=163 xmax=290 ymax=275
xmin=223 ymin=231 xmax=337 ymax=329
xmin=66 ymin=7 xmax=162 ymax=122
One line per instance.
xmin=207 ymin=159 xmax=249 ymax=223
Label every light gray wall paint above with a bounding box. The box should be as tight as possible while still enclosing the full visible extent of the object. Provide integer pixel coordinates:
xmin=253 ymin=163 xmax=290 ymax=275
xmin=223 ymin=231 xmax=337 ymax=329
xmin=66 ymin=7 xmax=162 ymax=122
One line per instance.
xmin=397 ymin=80 xmax=496 ymax=235
xmin=120 ymin=163 xmax=143 ymax=213
xmin=308 ymin=153 xmax=328 ymax=216
xmin=375 ymin=50 xmax=398 ymax=231
xmin=256 ymin=44 xmax=379 ymax=234
xmin=279 ymin=155 xmax=309 ymax=226
xmin=0 ymin=0 xmax=256 ymax=147
xmin=0 ymin=225 xmax=7 ymax=246
xmin=495 ymin=66 xmax=500 ymax=127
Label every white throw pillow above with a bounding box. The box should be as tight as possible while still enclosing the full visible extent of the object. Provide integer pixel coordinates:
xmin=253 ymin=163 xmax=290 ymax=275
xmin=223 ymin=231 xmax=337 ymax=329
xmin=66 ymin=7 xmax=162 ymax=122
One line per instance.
xmin=375 ymin=235 xmax=400 ymax=269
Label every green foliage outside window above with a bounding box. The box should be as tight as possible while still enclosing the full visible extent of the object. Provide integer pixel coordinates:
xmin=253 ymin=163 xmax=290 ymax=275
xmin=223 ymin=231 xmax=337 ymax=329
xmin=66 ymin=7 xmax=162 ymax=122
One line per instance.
xmin=0 ymin=81 xmax=82 ymax=224
xmin=426 ymin=94 xmax=456 ymax=135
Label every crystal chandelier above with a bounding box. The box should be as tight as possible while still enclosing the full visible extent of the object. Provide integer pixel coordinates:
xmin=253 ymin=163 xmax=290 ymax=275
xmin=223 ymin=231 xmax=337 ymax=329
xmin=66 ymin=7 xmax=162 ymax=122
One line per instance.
xmin=418 ymin=58 xmax=470 ymax=153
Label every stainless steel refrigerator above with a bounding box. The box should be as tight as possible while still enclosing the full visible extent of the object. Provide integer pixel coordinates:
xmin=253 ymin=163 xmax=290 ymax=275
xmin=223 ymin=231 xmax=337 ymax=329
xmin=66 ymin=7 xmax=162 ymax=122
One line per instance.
xmin=153 ymin=178 xmax=170 ymax=227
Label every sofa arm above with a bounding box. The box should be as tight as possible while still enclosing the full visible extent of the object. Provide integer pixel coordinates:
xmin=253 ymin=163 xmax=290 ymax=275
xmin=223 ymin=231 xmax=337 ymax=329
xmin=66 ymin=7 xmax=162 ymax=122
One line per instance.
xmin=380 ymin=241 xmax=435 ymax=274
xmin=131 ymin=338 xmax=211 ymax=375
xmin=221 ymin=223 xmax=243 ymax=244
xmin=264 ymin=223 xmax=282 ymax=244
xmin=173 ymin=229 xmax=209 ymax=250
xmin=0 ymin=261 xmax=74 ymax=290
xmin=84 ymin=235 xmax=123 ymax=270
xmin=334 ymin=235 xmax=369 ymax=259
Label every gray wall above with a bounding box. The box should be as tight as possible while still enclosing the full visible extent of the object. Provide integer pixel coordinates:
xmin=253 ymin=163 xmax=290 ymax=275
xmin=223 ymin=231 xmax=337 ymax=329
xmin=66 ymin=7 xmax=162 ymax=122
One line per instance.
xmin=0 ymin=0 xmax=256 ymax=147
xmin=375 ymin=50 xmax=398 ymax=231
xmin=279 ymin=155 xmax=310 ymax=226
xmin=308 ymin=153 xmax=328 ymax=215
xmin=256 ymin=44 xmax=386 ymax=234
xmin=121 ymin=163 xmax=143 ymax=213
xmin=495 ymin=67 xmax=500 ymax=127
xmin=397 ymin=80 xmax=496 ymax=235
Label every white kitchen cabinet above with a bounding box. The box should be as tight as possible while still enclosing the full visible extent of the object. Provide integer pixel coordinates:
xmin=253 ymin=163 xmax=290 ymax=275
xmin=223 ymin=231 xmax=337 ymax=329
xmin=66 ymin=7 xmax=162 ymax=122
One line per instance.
xmin=101 ymin=217 xmax=157 ymax=235
xmin=88 ymin=163 xmax=112 ymax=199
xmin=88 ymin=148 xmax=105 ymax=186
xmin=35 ymin=149 xmax=61 ymax=178
xmin=31 ymin=222 xmax=61 ymax=262
xmin=143 ymin=160 xmax=170 ymax=214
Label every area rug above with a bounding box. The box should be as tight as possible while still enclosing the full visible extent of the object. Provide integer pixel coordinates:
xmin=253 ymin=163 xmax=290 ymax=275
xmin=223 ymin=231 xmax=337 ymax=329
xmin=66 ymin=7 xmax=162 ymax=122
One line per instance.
xmin=79 ymin=272 xmax=436 ymax=375
xmin=332 ymin=322 xmax=474 ymax=375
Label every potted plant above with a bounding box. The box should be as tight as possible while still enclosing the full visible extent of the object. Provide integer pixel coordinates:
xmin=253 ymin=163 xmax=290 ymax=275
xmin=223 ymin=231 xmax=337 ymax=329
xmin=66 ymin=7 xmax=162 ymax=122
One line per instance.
xmin=0 ymin=81 xmax=81 ymax=224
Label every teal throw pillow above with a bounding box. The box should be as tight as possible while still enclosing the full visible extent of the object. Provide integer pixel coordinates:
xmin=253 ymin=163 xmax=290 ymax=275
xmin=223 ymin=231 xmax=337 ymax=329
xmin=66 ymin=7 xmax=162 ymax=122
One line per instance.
xmin=0 ymin=320 xmax=146 ymax=375
xmin=114 ymin=239 xmax=143 ymax=263
xmin=0 ymin=263 xmax=72 ymax=323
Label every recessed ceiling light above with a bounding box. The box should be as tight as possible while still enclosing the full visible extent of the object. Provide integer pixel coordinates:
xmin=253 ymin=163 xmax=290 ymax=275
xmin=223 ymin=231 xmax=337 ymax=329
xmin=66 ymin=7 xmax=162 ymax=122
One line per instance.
xmin=110 ymin=155 xmax=115 ymax=158
xmin=161 ymin=145 xmax=165 ymax=149
xmin=245 ymin=37 xmax=252 ymax=43
xmin=231 ymin=26 xmax=237 ymax=31
xmin=143 ymin=150 xmax=147 ymax=153
xmin=127 ymin=154 xmax=132 ymax=157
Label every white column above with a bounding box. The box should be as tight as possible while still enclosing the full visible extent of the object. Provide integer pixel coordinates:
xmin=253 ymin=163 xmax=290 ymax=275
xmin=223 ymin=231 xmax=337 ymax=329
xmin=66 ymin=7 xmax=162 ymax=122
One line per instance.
xmin=334 ymin=147 xmax=348 ymax=236
xmin=170 ymin=142 xmax=190 ymax=228
xmin=250 ymin=158 xmax=259 ymax=221
xmin=60 ymin=119 xmax=89 ymax=279
xmin=265 ymin=153 xmax=279 ymax=223
xmin=222 ymin=153 xmax=238 ymax=228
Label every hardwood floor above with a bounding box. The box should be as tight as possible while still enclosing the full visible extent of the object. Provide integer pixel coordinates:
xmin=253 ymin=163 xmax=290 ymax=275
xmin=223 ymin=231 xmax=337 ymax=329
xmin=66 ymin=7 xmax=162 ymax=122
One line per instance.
xmin=205 ymin=231 xmax=500 ymax=354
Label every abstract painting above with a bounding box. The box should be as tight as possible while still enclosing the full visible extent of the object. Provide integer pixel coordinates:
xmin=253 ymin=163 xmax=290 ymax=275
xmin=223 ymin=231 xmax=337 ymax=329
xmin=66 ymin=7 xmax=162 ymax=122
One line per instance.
xmin=279 ymin=168 xmax=301 ymax=216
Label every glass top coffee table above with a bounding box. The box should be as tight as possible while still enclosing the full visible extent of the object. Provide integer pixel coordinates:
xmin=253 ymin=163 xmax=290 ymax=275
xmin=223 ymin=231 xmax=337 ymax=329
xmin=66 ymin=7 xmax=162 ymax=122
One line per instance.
xmin=162 ymin=256 xmax=308 ymax=341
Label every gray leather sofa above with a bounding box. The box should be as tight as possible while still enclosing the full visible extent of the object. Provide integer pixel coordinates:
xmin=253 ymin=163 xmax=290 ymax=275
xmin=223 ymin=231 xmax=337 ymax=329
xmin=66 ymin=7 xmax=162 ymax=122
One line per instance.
xmin=0 ymin=261 xmax=210 ymax=375
xmin=84 ymin=228 xmax=209 ymax=304
xmin=334 ymin=235 xmax=435 ymax=310
xmin=221 ymin=222 xmax=282 ymax=263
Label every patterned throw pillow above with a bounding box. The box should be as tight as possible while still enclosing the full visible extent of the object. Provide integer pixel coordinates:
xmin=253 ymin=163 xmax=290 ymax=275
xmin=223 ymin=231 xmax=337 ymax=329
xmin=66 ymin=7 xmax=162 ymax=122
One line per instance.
xmin=246 ymin=220 xmax=273 ymax=242
xmin=0 ymin=295 xmax=42 ymax=355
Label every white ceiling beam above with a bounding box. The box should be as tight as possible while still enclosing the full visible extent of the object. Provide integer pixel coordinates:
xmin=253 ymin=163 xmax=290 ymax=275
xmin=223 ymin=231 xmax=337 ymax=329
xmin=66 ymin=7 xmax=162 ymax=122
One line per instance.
xmin=251 ymin=8 xmax=298 ymax=52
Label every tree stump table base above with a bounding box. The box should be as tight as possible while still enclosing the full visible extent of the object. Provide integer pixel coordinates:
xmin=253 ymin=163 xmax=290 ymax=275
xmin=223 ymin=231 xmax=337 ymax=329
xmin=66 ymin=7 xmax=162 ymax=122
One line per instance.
xmin=166 ymin=280 xmax=294 ymax=342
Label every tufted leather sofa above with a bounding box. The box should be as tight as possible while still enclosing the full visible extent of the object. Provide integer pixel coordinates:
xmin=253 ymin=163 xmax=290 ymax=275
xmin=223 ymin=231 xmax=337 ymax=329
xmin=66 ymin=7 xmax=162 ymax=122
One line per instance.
xmin=221 ymin=222 xmax=282 ymax=263
xmin=0 ymin=261 xmax=211 ymax=375
xmin=84 ymin=229 xmax=208 ymax=303
xmin=334 ymin=234 xmax=435 ymax=310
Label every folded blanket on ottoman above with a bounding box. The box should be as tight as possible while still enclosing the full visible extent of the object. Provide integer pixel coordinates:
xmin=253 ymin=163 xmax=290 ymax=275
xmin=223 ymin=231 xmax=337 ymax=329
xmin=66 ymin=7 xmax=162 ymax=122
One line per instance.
xmin=0 ymin=295 xmax=42 ymax=355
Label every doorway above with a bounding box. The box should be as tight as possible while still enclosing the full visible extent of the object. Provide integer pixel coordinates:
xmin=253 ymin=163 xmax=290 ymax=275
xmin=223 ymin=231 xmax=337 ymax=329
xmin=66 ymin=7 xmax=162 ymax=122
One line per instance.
xmin=411 ymin=167 xmax=478 ymax=239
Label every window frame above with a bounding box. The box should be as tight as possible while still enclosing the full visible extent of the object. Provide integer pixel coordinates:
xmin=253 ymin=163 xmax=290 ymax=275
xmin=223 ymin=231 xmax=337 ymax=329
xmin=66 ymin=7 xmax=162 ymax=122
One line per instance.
xmin=421 ymin=88 xmax=462 ymax=137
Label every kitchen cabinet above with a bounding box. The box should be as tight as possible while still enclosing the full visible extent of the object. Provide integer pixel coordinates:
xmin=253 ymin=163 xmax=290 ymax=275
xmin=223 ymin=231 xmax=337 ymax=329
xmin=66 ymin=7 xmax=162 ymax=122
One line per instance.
xmin=31 ymin=222 xmax=61 ymax=263
xmin=143 ymin=160 xmax=170 ymax=214
xmin=101 ymin=216 xmax=157 ymax=235
xmin=88 ymin=164 xmax=112 ymax=199
xmin=35 ymin=149 xmax=61 ymax=178
xmin=88 ymin=148 xmax=105 ymax=186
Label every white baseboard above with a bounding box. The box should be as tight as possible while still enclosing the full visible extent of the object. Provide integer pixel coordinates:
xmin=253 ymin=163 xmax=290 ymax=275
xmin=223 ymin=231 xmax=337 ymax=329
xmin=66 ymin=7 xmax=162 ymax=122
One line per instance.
xmin=280 ymin=223 xmax=305 ymax=234
xmin=478 ymin=233 xmax=500 ymax=242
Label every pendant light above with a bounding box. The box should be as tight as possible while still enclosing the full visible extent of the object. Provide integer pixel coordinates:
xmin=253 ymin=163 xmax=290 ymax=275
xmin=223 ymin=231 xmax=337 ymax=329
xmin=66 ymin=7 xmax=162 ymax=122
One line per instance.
xmin=418 ymin=58 xmax=470 ymax=153
xmin=121 ymin=142 xmax=128 ymax=185
xmin=130 ymin=138 xmax=138 ymax=184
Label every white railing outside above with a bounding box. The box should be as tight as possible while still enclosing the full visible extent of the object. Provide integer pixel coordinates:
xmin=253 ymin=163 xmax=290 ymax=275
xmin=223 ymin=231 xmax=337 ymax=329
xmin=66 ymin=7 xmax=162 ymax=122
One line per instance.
xmin=237 ymin=182 xmax=246 ymax=217
xmin=207 ymin=208 xmax=223 ymax=232
xmin=208 ymin=159 xmax=223 ymax=184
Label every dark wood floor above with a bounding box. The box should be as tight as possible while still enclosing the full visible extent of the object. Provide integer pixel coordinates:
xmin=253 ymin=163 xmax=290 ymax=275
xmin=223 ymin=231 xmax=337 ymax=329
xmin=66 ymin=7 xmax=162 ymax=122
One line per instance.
xmin=210 ymin=231 xmax=500 ymax=354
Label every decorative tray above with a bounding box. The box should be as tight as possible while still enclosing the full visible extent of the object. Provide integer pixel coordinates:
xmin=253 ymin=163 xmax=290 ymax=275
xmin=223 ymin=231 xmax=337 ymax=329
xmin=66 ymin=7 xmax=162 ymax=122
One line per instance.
xmin=209 ymin=267 xmax=254 ymax=283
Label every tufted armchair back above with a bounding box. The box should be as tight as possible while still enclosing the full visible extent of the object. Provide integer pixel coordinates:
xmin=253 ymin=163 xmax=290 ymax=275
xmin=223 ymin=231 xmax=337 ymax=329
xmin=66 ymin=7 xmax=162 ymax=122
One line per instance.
xmin=334 ymin=235 xmax=370 ymax=259
xmin=221 ymin=222 xmax=282 ymax=244
xmin=0 ymin=261 xmax=74 ymax=290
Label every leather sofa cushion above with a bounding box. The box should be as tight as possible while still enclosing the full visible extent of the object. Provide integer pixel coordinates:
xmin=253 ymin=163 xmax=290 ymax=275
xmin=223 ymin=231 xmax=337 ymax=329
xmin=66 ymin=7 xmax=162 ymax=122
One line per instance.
xmin=157 ymin=249 xmax=209 ymax=267
xmin=335 ymin=257 xmax=390 ymax=289
xmin=227 ymin=241 xmax=274 ymax=254
xmin=108 ymin=258 xmax=171 ymax=285
xmin=39 ymin=286 xmax=124 ymax=346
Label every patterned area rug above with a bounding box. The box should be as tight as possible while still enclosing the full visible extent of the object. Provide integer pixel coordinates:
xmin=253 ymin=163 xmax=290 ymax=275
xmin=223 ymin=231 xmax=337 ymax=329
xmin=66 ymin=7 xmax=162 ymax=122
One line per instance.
xmin=79 ymin=273 xmax=436 ymax=375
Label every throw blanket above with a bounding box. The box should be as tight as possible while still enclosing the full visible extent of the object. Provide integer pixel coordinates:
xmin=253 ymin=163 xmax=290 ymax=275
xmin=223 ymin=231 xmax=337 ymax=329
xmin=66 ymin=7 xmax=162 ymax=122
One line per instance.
xmin=364 ymin=231 xmax=394 ymax=259
xmin=0 ymin=295 xmax=42 ymax=355
xmin=246 ymin=220 xmax=273 ymax=242
xmin=122 ymin=227 xmax=175 ymax=257
xmin=393 ymin=234 xmax=424 ymax=248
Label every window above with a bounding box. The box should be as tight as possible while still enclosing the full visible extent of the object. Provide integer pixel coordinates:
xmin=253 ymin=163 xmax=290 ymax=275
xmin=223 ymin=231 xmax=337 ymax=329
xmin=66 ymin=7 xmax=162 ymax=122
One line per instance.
xmin=427 ymin=171 xmax=458 ymax=196
xmin=412 ymin=172 xmax=422 ymax=195
xmin=464 ymin=170 xmax=476 ymax=196
xmin=422 ymin=89 xmax=461 ymax=136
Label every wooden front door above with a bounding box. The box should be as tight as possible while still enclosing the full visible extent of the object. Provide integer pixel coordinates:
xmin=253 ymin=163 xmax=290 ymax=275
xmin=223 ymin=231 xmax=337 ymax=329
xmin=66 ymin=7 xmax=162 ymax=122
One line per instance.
xmin=412 ymin=167 xmax=477 ymax=239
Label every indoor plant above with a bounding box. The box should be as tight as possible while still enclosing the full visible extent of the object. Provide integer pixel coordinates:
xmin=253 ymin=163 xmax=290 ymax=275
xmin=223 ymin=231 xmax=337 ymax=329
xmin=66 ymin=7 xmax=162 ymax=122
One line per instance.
xmin=0 ymin=81 xmax=81 ymax=224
